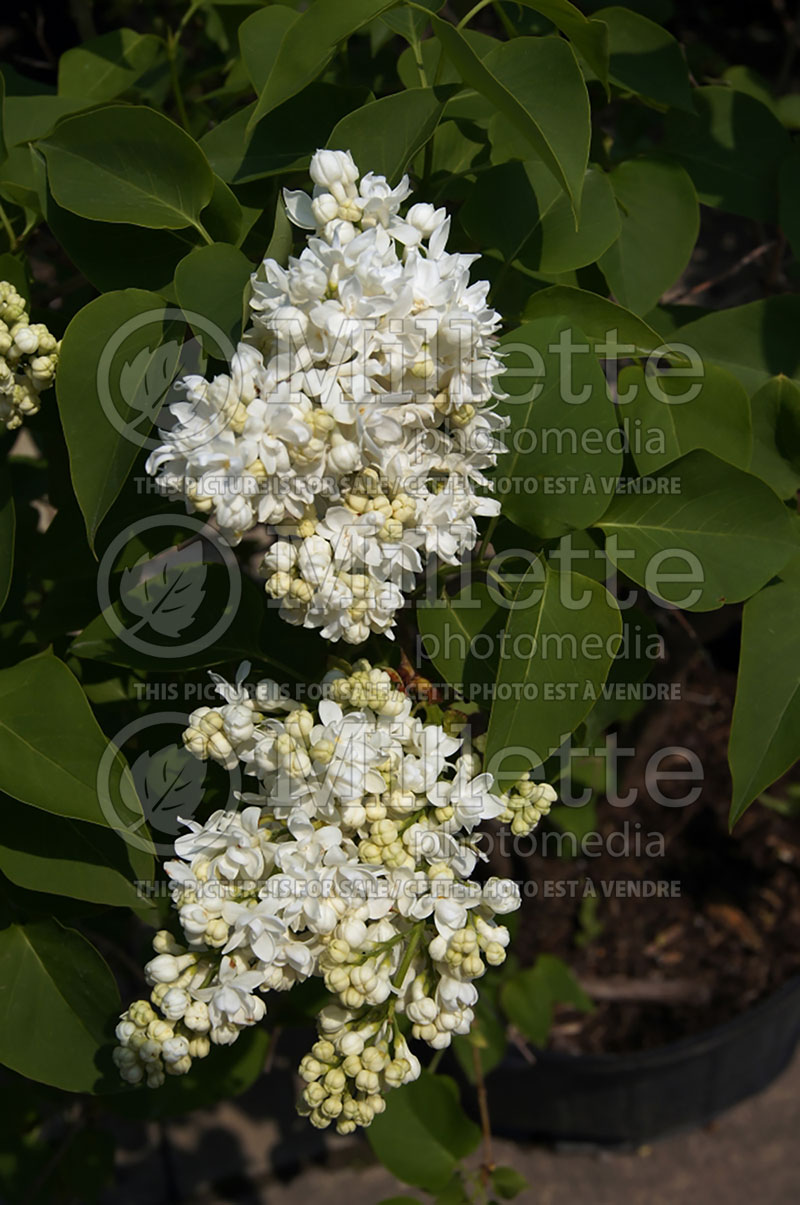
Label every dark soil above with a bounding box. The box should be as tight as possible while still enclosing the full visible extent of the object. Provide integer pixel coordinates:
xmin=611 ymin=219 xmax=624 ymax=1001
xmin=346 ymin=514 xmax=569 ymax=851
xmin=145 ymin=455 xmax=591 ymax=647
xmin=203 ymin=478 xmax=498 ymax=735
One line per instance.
xmin=512 ymin=654 xmax=800 ymax=1055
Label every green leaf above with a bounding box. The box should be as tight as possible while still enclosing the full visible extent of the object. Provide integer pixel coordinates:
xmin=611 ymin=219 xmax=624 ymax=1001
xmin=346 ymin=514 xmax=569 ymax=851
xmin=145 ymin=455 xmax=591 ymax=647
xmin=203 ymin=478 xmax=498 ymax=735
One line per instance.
xmin=673 ymin=296 xmax=800 ymax=394
xmin=56 ymin=289 xmax=182 ymax=546
xmin=496 ymin=315 xmax=623 ymax=537
xmin=432 ymin=21 xmax=590 ymax=216
xmin=382 ymin=0 xmax=439 ymax=45
xmin=238 ymin=4 xmax=300 ymax=92
xmin=0 ymin=467 xmax=13 ymax=613
xmin=71 ymin=566 xmax=266 ymax=673
xmin=501 ymin=954 xmax=592 ymax=1044
xmin=523 ymin=285 xmax=681 ymax=359
xmin=779 ymin=146 xmax=800 ymax=263
xmin=367 ymin=1073 xmax=480 ymax=1193
xmin=490 ymin=1166 xmax=529 ymax=1200
xmin=3 ymin=95 xmax=87 ymax=146
xmin=515 ymin=0 xmax=609 ymax=86
xmin=201 ymin=174 xmax=243 ymax=244
xmin=0 ymin=144 xmax=43 ymax=213
xmin=41 ymin=105 xmax=214 ymax=232
xmin=618 ymin=362 xmax=752 ymax=474
xmin=247 ymin=0 xmax=397 ymax=131
xmin=0 ymin=919 xmax=119 ymax=1092
xmin=418 ymin=584 xmax=504 ymax=693
xmin=729 ymin=581 xmax=800 ymax=824
xmin=327 ymin=87 xmax=448 ymax=184
xmin=462 ymin=162 xmax=620 ymax=275
xmin=0 ymin=250 xmax=27 ymax=300
xmin=484 ymin=563 xmax=622 ymax=781
xmin=57 ymin=29 xmax=166 ymax=104
xmin=0 ymin=72 xmax=6 ymax=165
xmin=174 ymin=243 xmax=252 ymax=354
xmin=201 ymin=84 xmax=368 ymax=184
xmin=41 ymin=182 xmax=188 ymax=294
xmin=599 ymin=157 xmax=699 ymax=314
xmin=597 ymin=451 xmax=796 ymax=610
xmin=749 ymin=376 xmax=800 ymax=500
xmin=0 ymin=795 xmax=151 ymax=911
xmin=594 ymin=5 xmax=692 ymax=110
xmin=663 ymin=87 xmax=790 ymax=221
xmin=0 ymin=650 xmax=145 ymax=834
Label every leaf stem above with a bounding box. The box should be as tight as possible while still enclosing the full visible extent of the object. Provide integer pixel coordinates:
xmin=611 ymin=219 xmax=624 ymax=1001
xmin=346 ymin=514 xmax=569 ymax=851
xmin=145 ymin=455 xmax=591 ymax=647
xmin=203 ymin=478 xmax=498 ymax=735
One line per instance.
xmin=191 ymin=218 xmax=215 ymax=245
xmin=390 ymin=921 xmax=424 ymax=1003
xmin=167 ymin=29 xmax=191 ymax=131
xmin=472 ymin=1042 xmax=495 ymax=1189
xmin=457 ymin=0 xmax=493 ymax=30
xmin=477 ymin=514 xmax=499 ymax=563
xmin=0 ymin=202 xmax=17 ymax=250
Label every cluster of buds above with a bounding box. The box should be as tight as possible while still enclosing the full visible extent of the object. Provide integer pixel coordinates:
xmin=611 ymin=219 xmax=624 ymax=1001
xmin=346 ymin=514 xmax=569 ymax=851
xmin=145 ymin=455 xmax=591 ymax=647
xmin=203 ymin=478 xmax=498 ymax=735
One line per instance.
xmin=498 ymin=776 xmax=558 ymax=836
xmin=298 ymin=1025 xmax=419 ymax=1133
xmin=0 ymin=282 xmax=59 ymax=431
xmin=113 ymin=660 xmax=556 ymax=1132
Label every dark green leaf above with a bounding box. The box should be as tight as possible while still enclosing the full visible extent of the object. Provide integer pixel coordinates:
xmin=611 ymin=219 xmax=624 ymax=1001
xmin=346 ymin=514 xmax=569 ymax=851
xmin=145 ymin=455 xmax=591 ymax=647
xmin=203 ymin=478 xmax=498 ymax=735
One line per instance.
xmin=663 ymin=86 xmax=789 ymax=221
xmin=501 ymin=953 xmax=592 ymax=1044
xmin=749 ymin=376 xmax=800 ymax=499
xmin=595 ymin=5 xmax=692 ymax=110
xmin=0 ymin=650 xmax=145 ymax=833
xmin=496 ymin=315 xmax=623 ymax=537
xmin=41 ymin=105 xmax=214 ymax=231
xmin=0 ymin=919 xmax=119 ymax=1092
xmin=490 ymin=1166 xmax=529 ymax=1200
xmin=619 ymin=362 xmax=751 ymax=474
xmin=328 ymin=87 xmax=448 ymax=184
xmin=418 ymin=584 xmax=504 ymax=693
xmin=0 ymin=795 xmax=152 ymax=911
xmin=463 ymin=162 xmax=620 ymax=275
xmin=432 ymin=21 xmax=590 ymax=216
xmin=42 ymin=183 xmax=190 ymax=293
xmin=201 ymin=174 xmax=243 ymax=244
xmin=673 ymin=296 xmax=800 ymax=394
xmin=484 ymin=563 xmax=622 ymax=781
xmin=201 ymin=84 xmax=368 ymax=184
xmin=599 ymin=157 xmax=699 ymax=314
xmin=57 ymin=29 xmax=166 ymax=104
xmin=729 ymin=581 xmax=800 ymax=824
xmin=56 ymin=288 xmax=182 ymax=545
xmin=367 ymin=1073 xmax=480 ymax=1193
xmin=238 ymin=4 xmax=300 ymax=92
xmin=598 ymin=451 xmax=796 ymax=610
xmin=516 ymin=0 xmax=609 ymax=85
xmin=523 ymin=285 xmax=681 ymax=358
xmin=248 ymin=0 xmax=397 ymax=131
xmin=3 ymin=95 xmax=86 ymax=146
xmin=174 ymin=242 xmax=252 ymax=353
xmin=779 ymin=146 xmax=800 ymax=263
xmin=0 ymin=468 xmax=13 ymax=613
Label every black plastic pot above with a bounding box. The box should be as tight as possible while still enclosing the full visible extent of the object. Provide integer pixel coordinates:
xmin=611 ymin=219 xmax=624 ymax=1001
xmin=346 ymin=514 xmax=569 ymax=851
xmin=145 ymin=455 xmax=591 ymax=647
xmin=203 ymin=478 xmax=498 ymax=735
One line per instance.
xmin=480 ymin=976 xmax=800 ymax=1146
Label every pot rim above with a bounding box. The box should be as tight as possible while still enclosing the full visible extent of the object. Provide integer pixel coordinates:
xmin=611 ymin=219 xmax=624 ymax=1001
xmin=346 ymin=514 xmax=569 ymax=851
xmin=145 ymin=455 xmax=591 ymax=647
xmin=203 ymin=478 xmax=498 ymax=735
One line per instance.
xmin=506 ymin=973 xmax=800 ymax=1073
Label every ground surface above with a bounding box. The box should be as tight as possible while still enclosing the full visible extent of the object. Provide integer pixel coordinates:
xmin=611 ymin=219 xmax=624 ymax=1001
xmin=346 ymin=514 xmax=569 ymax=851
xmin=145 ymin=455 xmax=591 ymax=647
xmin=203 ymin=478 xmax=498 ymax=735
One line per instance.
xmin=104 ymin=1043 xmax=800 ymax=1204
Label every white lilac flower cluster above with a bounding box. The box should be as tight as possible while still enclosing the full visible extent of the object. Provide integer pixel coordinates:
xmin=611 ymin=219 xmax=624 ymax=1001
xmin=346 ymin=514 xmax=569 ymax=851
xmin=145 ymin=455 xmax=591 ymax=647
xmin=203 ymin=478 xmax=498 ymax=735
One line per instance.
xmin=114 ymin=661 xmax=556 ymax=1131
xmin=145 ymin=149 xmax=507 ymax=644
xmin=0 ymin=282 xmax=59 ymax=431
